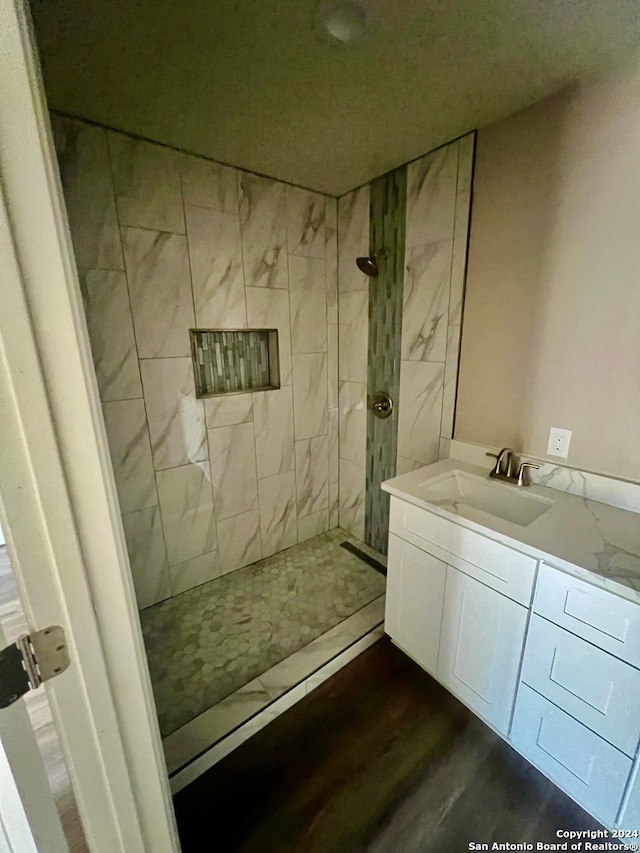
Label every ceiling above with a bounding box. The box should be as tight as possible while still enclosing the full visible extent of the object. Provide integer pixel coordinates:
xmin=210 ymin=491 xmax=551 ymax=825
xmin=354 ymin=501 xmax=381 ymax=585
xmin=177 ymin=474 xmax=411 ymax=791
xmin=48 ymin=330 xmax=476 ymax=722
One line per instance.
xmin=31 ymin=0 xmax=639 ymax=196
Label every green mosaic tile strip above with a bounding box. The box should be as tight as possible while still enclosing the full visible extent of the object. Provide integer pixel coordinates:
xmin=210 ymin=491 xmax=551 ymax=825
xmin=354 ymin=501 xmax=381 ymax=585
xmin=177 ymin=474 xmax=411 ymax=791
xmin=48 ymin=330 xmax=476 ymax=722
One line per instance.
xmin=365 ymin=167 xmax=407 ymax=554
xmin=140 ymin=529 xmax=386 ymax=737
xmin=191 ymin=329 xmax=278 ymax=397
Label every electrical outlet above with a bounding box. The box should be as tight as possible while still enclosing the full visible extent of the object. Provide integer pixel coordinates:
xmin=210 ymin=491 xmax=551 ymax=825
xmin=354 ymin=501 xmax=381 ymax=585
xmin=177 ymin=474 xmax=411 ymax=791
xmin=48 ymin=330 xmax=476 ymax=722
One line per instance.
xmin=547 ymin=427 xmax=572 ymax=458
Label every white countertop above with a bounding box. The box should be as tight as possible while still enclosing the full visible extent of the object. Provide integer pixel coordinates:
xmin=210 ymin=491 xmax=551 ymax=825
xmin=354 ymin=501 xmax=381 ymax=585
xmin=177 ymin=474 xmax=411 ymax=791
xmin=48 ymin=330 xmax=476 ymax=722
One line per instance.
xmin=382 ymin=458 xmax=640 ymax=605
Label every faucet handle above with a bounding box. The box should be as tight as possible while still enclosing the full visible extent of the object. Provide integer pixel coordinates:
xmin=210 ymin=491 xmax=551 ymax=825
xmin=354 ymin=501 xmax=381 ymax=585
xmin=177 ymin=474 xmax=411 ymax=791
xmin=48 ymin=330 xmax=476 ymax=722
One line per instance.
xmin=517 ymin=461 xmax=540 ymax=487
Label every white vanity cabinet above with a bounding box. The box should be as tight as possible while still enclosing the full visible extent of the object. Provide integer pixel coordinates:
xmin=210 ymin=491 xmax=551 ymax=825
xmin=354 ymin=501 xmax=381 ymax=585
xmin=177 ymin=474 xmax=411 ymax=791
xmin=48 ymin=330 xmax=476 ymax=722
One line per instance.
xmin=437 ymin=569 xmax=527 ymax=734
xmin=385 ymin=533 xmax=446 ymax=675
xmin=510 ymin=563 xmax=640 ymax=827
xmin=384 ymin=467 xmax=640 ymax=830
xmin=386 ymin=496 xmax=533 ymax=736
xmin=511 ymin=686 xmax=632 ymax=827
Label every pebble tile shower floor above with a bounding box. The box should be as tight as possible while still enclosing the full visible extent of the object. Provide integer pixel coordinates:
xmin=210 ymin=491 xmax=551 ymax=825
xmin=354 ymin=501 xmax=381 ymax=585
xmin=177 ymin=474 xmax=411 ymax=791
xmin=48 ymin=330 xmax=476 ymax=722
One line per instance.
xmin=141 ymin=529 xmax=386 ymax=737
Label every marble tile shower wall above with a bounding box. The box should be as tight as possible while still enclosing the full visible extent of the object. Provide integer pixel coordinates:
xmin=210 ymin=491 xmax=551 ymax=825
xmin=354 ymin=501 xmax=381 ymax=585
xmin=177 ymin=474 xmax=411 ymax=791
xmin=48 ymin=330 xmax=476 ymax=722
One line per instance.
xmin=336 ymin=136 xmax=474 ymax=543
xmin=337 ymin=185 xmax=371 ymax=541
xmin=397 ymin=134 xmax=475 ymax=474
xmin=52 ymin=116 xmax=339 ymax=609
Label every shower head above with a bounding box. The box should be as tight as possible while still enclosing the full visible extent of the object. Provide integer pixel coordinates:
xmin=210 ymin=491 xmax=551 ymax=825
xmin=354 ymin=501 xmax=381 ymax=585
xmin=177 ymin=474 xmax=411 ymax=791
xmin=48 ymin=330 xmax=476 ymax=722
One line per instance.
xmin=356 ymin=256 xmax=379 ymax=277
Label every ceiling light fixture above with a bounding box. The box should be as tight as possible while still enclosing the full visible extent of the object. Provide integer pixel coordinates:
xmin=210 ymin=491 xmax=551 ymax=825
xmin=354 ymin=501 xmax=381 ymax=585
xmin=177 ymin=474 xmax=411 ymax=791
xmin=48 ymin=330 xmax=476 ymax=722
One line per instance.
xmin=314 ymin=1 xmax=368 ymax=45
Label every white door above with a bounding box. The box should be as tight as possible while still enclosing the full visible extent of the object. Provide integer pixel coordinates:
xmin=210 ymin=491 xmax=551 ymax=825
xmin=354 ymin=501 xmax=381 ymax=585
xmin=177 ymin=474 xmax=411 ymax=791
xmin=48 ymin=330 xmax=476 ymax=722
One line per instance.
xmin=0 ymin=0 xmax=179 ymax=849
xmin=385 ymin=534 xmax=447 ymax=675
xmin=437 ymin=567 xmax=528 ymax=735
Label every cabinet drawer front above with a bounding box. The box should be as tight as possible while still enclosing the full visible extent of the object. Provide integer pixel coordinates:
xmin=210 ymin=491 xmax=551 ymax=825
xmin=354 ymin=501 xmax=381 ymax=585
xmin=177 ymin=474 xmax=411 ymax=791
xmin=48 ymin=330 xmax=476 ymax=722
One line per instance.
xmin=437 ymin=568 xmax=528 ymax=736
xmin=534 ymin=564 xmax=640 ymax=667
xmin=511 ymin=685 xmax=631 ymax=827
xmin=522 ymin=616 xmax=640 ymax=756
xmin=389 ymin=497 xmax=536 ymax=605
xmin=385 ymin=534 xmax=446 ymax=676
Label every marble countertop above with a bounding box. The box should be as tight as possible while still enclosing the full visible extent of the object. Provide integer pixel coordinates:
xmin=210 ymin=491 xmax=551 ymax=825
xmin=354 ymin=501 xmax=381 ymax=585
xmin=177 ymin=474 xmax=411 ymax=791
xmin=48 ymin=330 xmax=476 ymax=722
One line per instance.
xmin=382 ymin=458 xmax=640 ymax=606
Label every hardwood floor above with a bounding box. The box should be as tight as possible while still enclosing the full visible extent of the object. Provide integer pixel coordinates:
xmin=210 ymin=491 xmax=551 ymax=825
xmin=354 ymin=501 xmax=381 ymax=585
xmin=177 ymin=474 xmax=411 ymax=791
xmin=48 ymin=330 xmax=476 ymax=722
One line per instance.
xmin=174 ymin=637 xmax=603 ymax=853
xmin=0 ymin=546 xmax=88 ymax=852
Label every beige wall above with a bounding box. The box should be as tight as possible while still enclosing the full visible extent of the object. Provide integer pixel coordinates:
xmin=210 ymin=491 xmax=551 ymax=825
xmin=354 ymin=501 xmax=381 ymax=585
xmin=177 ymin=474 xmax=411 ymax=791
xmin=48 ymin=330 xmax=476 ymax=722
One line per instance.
xmin=455 ymin=63 xmax=640 ymax=481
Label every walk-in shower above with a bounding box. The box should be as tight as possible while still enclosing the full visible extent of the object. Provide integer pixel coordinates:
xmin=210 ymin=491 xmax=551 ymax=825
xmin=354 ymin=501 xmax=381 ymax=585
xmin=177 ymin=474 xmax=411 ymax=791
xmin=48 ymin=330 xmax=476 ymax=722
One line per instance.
xmin=51 ymin=113 xmax=390 ymax=786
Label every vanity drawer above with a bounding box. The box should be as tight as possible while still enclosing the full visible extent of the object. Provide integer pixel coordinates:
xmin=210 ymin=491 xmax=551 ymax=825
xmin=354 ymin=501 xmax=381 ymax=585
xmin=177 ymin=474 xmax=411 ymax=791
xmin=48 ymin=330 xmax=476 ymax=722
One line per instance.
xmin=534 ymin=564 xmax=640 ymax=668
xmin=521 ymin=615 xmax=640 ymax=756
xmin=511 ymin=684 xmax=631 ymax=828
xmin=389 ymin=497 xmax=537 ymax=606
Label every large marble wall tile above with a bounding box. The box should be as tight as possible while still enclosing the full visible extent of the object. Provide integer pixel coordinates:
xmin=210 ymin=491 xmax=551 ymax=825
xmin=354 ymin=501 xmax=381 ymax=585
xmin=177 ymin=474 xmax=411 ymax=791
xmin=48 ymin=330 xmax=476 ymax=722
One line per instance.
xmin=402 ymin=242 xmax=452 ymax=363
xmin=204 ymin=393 xmax=253 ymax=429
xmin=238 ymin=174 xmax=288 ymax=289
xmin=449 ymin=168 xmax=473 ymax=331
xmin=285 ymin=187 xmax=326 ymax=258
xmin=298 ymin=510 xmax=329 ymax=543
xmin=295 ymin=435 xmax=328 ymax=517
xmin=122 ymin=505 xmax=170 ymax=609
xmin=329 ymin=481 xmax=339 ymax=529
xmin=405 ymin=142 xmax=458 ymax=249
xmin=140 ymin=358 xmax=207 ymax=470
xmin=339 ymin=459 xmax=365 ymax=541
xmin=328 ymin=407 xmax=339 ymax=484
xmin=102 ymin=399 xmax=157 ymax=514
xmin=258 ymin=471 xmax=297 ymax=558
xmin=325 ymin=223 xmax=338 ymax=324
xmin=52 ymin=117 xmax=123 ymax=270
xmin=397 ymin=361 xmax=444 ymax=465
xmin=208 ymin=422 xmax=258 ymax=520
xmin=325 ymin=196 xmax=337 ymax=233
xmin=338 ymin=382 xmax=367 ymax=468
xmin=216 ymin=510 xmax=261 ymax=575
xmin=289 ymin=256 xmax=327 ymax=354
xmin=108 ymin=134 xmax=184 ymax=233
xmin=441 ymin=147 xmax=473 ymax=441
xmin=169 ymin=550 xmax=221 ymax=596
xmin=245 ymin=287 xmax=292 ymax=386
xmin=185 ymin=204 xmax=247 ymax=329
xmin=448 ymin=196 xmax=470 ymax=331
xmin=325 ymin=198 xmax=338 ymax=324
xmin=292 ymin=353 xmax=327 ymax=439
xmin=338 ymin=186 xmax=370 ymax=293
xmin=81 ymin=269 xmax=141 ymax=401
xmin=441 ymin=321 xmax=463 ymax=441
xmin=122 ymin=228 xmax=194 ymax=358
xmin=338 ymin=291 xmax=368 ymax=382
xmin=156 ymin=462 xmax=217 ymax=566
xmin=327 ymin=324 xmax=338 ymax=410
xmin=253 ymin=387 xmax=294 ymax=480
xmin=181 ymin=156 xmax=239 ymax=215
xmin=396 ymin=455 xmax=425 ymax=476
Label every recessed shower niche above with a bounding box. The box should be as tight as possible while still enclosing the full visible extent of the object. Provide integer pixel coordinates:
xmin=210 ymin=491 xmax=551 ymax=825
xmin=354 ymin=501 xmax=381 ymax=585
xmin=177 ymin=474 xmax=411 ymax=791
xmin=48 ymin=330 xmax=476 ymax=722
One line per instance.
xmin=190 ymin=328 xmax=280 ymax=398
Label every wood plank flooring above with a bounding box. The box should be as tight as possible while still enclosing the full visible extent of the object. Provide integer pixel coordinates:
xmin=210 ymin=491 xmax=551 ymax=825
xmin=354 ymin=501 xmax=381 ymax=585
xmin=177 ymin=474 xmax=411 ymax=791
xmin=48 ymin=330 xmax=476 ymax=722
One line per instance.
xmin=174 ymin=637 xmax=603 ymax=853
xmin=0 ymin=546 xmax=88 ymax=852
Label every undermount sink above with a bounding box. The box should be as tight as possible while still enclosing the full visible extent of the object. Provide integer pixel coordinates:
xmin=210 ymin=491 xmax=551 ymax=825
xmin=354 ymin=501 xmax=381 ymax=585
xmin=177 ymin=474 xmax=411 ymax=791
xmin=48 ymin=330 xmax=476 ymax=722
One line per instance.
xmin=418 ymin=470 xmax=553 ymax=527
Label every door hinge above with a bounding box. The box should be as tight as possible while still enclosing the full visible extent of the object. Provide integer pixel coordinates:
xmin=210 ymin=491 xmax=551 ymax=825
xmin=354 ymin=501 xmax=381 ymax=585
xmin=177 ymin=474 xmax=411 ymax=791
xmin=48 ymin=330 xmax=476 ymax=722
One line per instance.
xmin=0 ymin=626 xmax=70 ymax=709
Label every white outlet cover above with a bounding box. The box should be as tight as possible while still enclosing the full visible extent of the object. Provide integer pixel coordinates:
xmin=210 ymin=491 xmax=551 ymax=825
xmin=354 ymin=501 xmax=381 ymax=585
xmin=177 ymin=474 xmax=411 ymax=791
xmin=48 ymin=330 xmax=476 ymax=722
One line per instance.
xmin=547 ymin=427 xmax=572 ymax=458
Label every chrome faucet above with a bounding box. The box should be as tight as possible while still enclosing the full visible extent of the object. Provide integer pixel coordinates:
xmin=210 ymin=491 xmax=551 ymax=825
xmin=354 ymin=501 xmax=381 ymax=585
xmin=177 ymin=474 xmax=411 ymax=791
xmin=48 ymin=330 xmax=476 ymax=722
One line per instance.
xmin=486 ymin=448 xmax=540 ymax=487
xmin=496 ymin=447 xmax=515 ymax=477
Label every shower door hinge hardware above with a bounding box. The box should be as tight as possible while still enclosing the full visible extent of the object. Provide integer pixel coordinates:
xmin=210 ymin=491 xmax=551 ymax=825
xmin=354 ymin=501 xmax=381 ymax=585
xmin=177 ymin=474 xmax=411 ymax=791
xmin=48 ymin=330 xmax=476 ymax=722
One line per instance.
xmin=0 ymin=626 xmax=70 ymax=710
